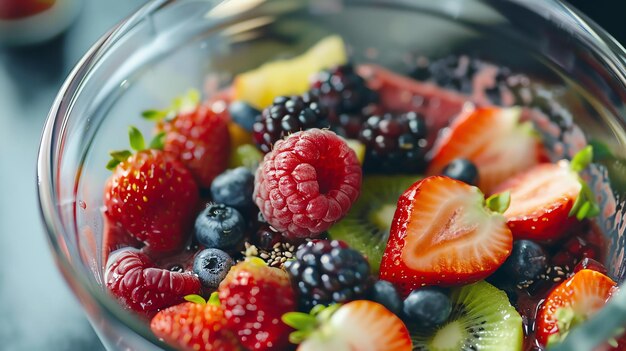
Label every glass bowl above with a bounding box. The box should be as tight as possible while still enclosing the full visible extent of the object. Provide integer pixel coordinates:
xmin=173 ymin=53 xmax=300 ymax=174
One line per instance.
xmin=37 ymin=0 xmax=626 ymax=350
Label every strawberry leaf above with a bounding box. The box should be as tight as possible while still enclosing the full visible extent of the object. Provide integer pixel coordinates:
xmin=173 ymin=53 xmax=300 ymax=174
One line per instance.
xmin=310 ymin=304 xmax=326 ymax=316
xmin=172 ymin=89 xmax=201 ymax=115
xmin=184 ymin=294 xmax=206 ymax=305
xmin=486 ymin=191 xmax=511 ymax=214
xmin=141 ymin=109 xmax=168 ymax=121
xmin=149 ymin=131 xmax=166 ymax=150
xmin=570 ymin=145 xmax=593 ymax=173
xmin=316 ymin=303 xmax=340 ymax=322
xmin=110 ymin=150 xmax=132 ymax=162
xmin=106 ymin=158 xmax=121 ymax=171
xmin=569 ymin=180 xmax=600 ymax=220
xmin=576 ymin=202 xmax=592 ymax=221
xmin=283 ymin=310 xmax=321 ymax=345
xmin=547 ymin=307 xmax=586 ymax=347
xmin=282 ymin=312 xmax=317 ymax=331
xmin=106 ymin=150 xmax=132 ymax=170
xmin=142 ymin=89 xmax=201 ymax=123
xmin=588 ymin=140 xmax=613 ymax=161
xmin=208 ymin=292 xmax=220 ymax=306
xmin=247 ymin=256 xmax=267 ymax=267
xmin=128 ymin=126 xmax=146 ymax=151
xmin=288 ymin=330 xmax=308 ymax=344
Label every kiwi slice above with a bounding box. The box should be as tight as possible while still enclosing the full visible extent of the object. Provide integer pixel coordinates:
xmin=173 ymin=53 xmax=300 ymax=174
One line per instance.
xmin=229 ymin=144 xmax=263 ymax=170
xmin=328 ymin=175 xmax=419 ymax=273
xmin=411 ymin=281 xmax=523 ymax=351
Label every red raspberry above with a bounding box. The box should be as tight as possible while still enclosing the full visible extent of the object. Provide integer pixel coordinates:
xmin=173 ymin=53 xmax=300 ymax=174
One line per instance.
xmin=253 ymin=129 xmax=362 ymax=238
xmin=105 ymin=249 xmax=201 ymax=317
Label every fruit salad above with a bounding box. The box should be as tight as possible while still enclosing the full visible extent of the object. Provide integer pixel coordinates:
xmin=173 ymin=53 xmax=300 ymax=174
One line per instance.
xmin=102 ymin=35 xmax=623 ymax=351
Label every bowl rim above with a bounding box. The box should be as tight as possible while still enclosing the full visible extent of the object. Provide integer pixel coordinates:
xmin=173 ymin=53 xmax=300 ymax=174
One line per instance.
xmin=36 ymin=0 xmax=626 ymax=349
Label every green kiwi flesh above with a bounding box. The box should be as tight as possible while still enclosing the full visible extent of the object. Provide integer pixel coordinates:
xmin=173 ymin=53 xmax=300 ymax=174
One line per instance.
xmin=411 ymin=281 xmax=523 ymax=351
xmin=328 ymin=175 xmax=420 ymax=273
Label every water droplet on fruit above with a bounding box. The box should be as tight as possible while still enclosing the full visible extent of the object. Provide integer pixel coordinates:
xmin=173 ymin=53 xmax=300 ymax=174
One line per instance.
xmin=169 ymin=264 xmax=184 ymax=272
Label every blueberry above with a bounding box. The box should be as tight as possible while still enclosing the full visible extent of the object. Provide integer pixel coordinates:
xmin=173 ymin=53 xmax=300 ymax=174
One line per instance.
xmin=193 ymin=248 xmax=233 ymax=288
xmin=194 ymin=204 xmax=245 ymax=249
xmin=497 ymin=240 xmax=548 ymax=286
xmin=441 ymin=158 xmax=479 ymax=185
xmin=368 ymin=280 xmax=403 ymax=316
xmin=403 ymin=287 xmax=452 ymax=328
xmin=210 ymin=167 xmax=255 ymax=210
xmin=229 ymin=101 xmax=260 ymax=132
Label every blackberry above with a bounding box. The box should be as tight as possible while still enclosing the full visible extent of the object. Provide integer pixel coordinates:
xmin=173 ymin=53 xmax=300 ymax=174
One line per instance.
xmin=359 ymin=112 xmax=428 ymax=173
xmin=310 ymin=64 xmax=378 ymax=138
xmin=285 ymin=240 xmax=370 ymax=310
xmin=252 ymin=94 xmax=328 ymax=153
xmin=426 ymin=55 xmax=482 ymax=94
xmin=412 ymin=55 xmax=532 ymax=106
xmin=487 ymin=69 xmax=535 ymax=106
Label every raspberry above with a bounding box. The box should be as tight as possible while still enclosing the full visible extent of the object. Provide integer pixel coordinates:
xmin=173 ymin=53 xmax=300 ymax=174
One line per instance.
xmin=105 ymin=249 xmax=201 ymax=316
xmin=284 ymin=240 xmax=371 ymax=310
xmin=253 ymin=129 xmax=362 ymax=238
xmin=252 ymin=94 xmax=328 ymax=153
xmin=359 ymin=112 xmax=428 ymax=173
xmin=309 ymin=64 xmax=378 ymax=138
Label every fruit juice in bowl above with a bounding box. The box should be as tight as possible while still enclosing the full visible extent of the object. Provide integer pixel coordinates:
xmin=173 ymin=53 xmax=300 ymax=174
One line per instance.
xmin=37 ymin=0 xmax=626 ymax=350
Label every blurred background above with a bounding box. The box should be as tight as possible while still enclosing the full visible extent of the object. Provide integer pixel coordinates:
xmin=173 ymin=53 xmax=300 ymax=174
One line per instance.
xmin=0 ymin=0 xmax=623 ymax=350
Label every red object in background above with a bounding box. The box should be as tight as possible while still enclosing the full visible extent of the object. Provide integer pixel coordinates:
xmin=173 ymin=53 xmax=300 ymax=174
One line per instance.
xmin=0 ymin=0 xmax=55 ymax=20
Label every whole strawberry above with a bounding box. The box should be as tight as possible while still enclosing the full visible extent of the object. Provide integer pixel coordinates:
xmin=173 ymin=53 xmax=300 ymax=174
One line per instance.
xmin=104 ymin=126 xmax=199 ymax=252
xmin=151 ymin=293 xmax=241 ymax=351
xmin=218 ymin=258 xmax=296 ymax=351
xmin=142 ymin=90 xmax=231 ymax=188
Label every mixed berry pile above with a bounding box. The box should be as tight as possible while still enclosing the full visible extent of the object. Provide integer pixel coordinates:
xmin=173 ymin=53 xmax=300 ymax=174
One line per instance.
xmin=101 ymin=36 xmax=622 ymax=351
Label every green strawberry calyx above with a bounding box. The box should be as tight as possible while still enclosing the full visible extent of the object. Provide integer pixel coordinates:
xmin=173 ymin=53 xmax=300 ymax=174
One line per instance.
xmin=106 ymin=126 xmax=165 ymax=170
xmin=485 ymin=191 xmax=511 ymax=214
xmin=567 ymin=146 xmax=600 ymax=221
xmin=546 ymin=307 xmax=585 ymax=347
xmin=184 ymin=292 xmax=221 ymax=306
xmin=142 ymin=89 xmax=201 ymax=122
xmin=282 ymin=304 xmax=341 ymax=344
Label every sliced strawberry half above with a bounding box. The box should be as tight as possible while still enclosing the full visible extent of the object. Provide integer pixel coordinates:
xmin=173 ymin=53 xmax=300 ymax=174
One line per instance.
xmin=284 ymin=301 xmax=412 ymax=351
xmin=493 ymin=147 xmax=598 ymax=241
xmin=427 ymin=106 xmax=545 ymax=194
xmin=536 ymin=269 xmax=618 ymax=347
xmin=379 ymin=176 xmax=513 ymax=296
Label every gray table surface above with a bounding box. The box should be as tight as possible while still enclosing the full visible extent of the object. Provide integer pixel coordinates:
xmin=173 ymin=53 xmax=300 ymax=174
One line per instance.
xmin=0 ymin=1 xmax=145 ymax=350
xmin=0 ymin=1 xmax=622 ymax=351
